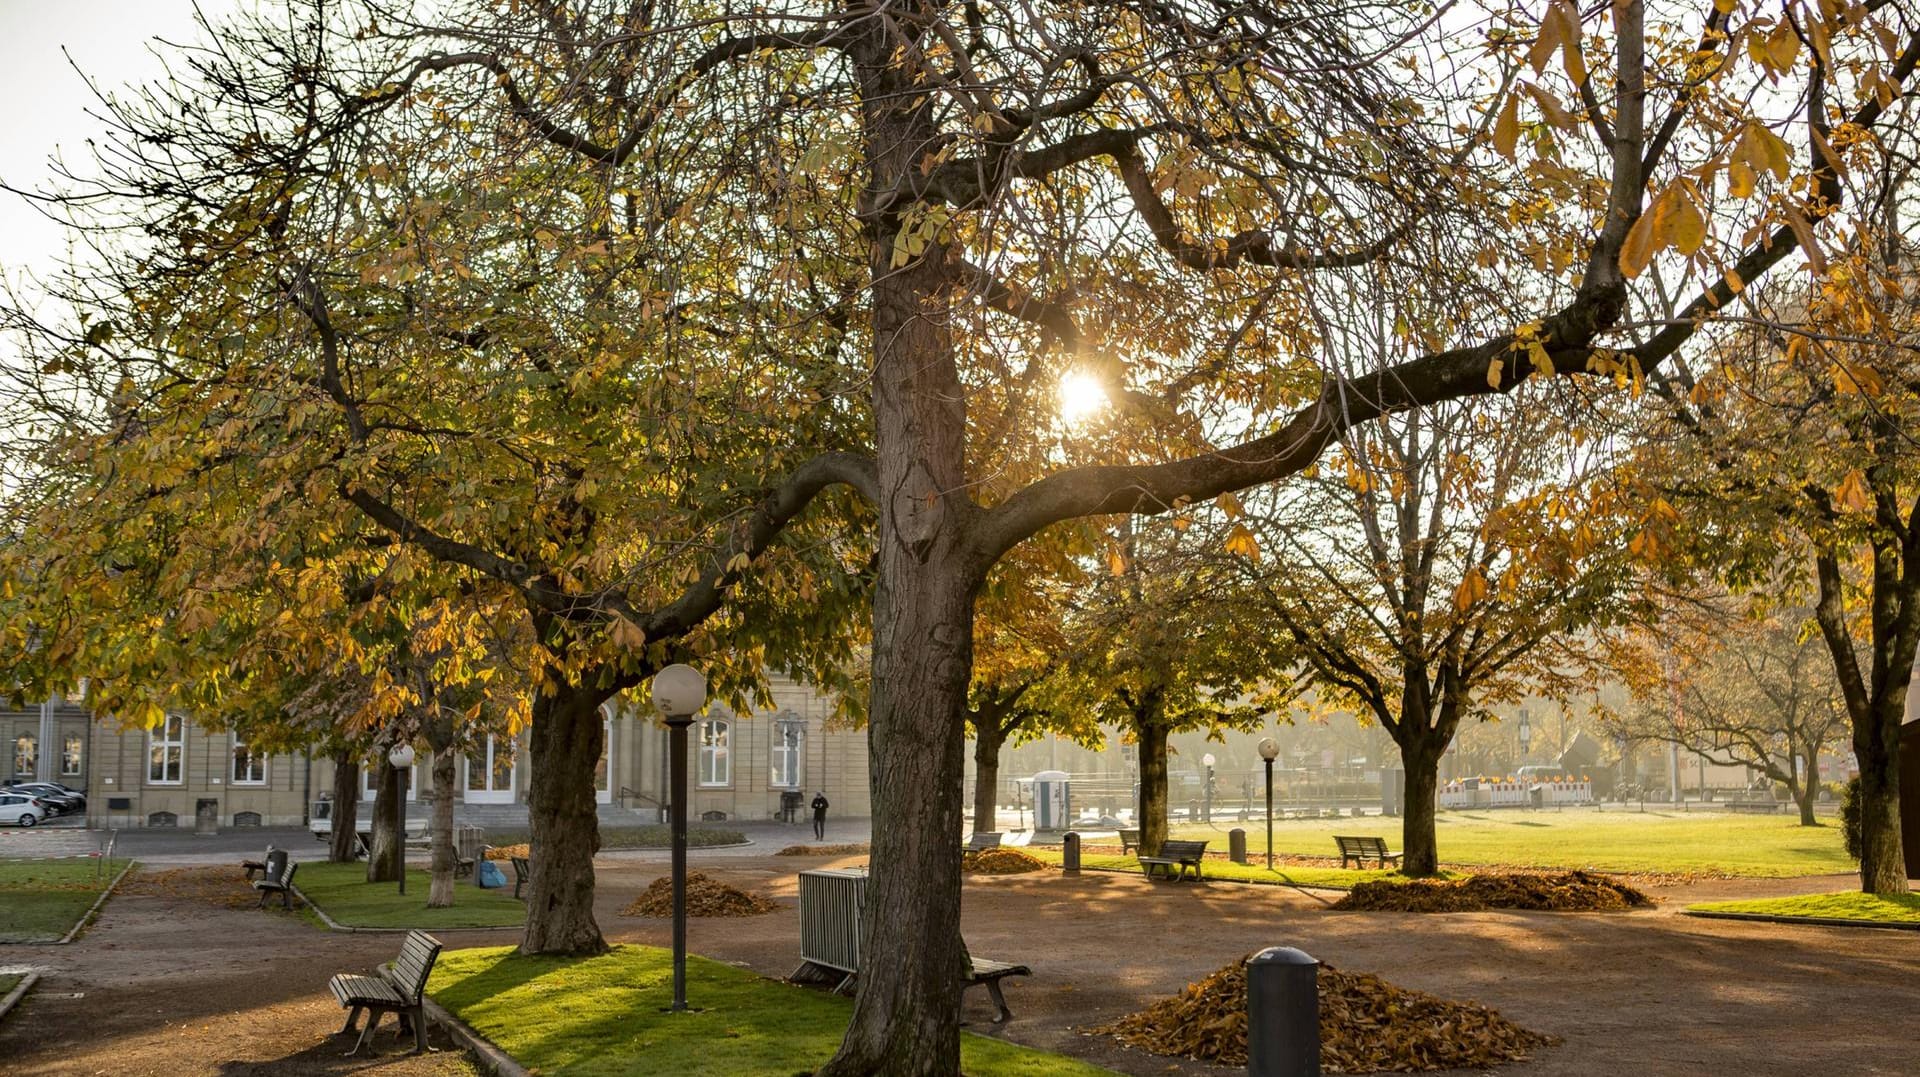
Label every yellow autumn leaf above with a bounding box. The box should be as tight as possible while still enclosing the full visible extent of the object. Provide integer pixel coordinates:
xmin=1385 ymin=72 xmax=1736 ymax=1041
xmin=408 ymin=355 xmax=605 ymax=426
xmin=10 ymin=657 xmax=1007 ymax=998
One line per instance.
xmin=1835 ymin=469 xmax=1871 ymax=512
xmin=1727 ymin=159 xmax=1757 ymax=198
xmin=1671 ymin=192 xmax=1706 ymax=255
xmin=1492 ymin=93 xmax=1521 ymax=158
xmin=1454 ymin=566 xmax=1489 ymax=611
xmin=1223 ymin=524 xmax=1261 ymax=562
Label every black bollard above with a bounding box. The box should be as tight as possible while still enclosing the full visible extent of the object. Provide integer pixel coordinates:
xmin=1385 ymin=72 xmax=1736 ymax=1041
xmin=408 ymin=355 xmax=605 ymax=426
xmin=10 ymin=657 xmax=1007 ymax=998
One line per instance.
xmin=1063 ymin=831 xmax=1080 ymax=875
xmin=1247 ymin=946 xmax=1320 ymax=1077
xmin=1229 ymin=828 xmax=1248 ymax=864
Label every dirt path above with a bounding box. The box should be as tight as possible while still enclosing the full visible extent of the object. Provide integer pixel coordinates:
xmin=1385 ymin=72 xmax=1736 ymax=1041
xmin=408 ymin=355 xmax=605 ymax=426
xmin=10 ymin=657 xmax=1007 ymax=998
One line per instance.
xmin=3 ymin=856 xmax=1911 ymax=1077
xmin=594 ymin=856 xmax=1920 ymax=1077
xmin=0 ymin=866 xmax=487 ymax=1077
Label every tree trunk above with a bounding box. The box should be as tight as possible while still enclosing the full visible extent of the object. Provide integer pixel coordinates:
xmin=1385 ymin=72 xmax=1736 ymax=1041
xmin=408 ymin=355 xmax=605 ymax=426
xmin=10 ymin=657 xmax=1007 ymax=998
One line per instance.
xmin=821 ymin=23 xmax=973 ymax=1070
xmin=428 ymin=741 xmax=458 ymax=908
xmin=1399 ymin=734 xmax=1443 ymax=876
xmin=1796 ymin=751 xmax=1821 ymax=828
xmin=520 ymin=680 xmax=610 ymax=955
xmin=971 ymin=718 xmax=1004 ymax=835
xmin=366 ymin=756 xmax=401 ymax=883
xmin=328 ymin=748 xmax=360 ymax=863
xmin=1136 ymin=722 xmax=1170 ymax=858
xmin=1855 ymin=704 xmax=1906 ymax=894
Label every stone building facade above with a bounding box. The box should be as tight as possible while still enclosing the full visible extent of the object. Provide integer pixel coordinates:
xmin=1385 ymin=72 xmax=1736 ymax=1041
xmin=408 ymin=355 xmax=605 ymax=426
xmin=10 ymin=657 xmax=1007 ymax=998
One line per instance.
xmin=7 ymin=676 xmax=870 ymax=829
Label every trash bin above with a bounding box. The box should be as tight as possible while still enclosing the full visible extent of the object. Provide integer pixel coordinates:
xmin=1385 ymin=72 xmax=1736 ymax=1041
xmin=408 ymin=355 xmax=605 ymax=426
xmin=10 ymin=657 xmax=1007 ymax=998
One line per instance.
xmin=195 ymin=797 xmax=220 ymax=836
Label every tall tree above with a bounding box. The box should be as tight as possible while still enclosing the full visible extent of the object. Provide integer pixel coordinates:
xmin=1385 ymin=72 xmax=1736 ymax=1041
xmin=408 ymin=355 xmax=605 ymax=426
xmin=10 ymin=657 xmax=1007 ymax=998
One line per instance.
xmin=3 ymin=3 xmax=1913 ymax=1072
xmin=1607 ymin=598 xmax=1847 ymax=827
xmin=1237 ymin=395 xmax=1638 ymax=874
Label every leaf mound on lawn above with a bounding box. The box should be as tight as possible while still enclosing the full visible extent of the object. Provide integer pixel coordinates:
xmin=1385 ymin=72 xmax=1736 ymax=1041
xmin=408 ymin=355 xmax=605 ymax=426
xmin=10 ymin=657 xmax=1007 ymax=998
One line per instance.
xmin=621 ymin=872 xmax=778 ymax=917
xmin=962 ymin=848 xmax=1047 ymax=874
xmin=774 ymin=843 xmax=870 ymax=856
xmin=1333 ymin=871 xmax=1652 ymax=913
xmin=484 ymin=844 xmax=529 ymax=861
xmin=1093 ymin=955 xmax=1554 ymax=1072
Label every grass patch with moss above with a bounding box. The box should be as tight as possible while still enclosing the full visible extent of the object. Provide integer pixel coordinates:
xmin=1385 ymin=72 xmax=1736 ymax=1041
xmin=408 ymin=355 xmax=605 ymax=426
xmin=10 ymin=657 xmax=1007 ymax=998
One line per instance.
xmin=1021 ymin=848 xmax=1430 ymax=890
xmin=0 ymin=857 xmax=131 ymax=943
xmin=1688 ymin=891 xmax=1920 ymax=924
xmin=296 ymin=861 xmax=526 ymax=930
xmin=429 ymin=944 xmax=1117 ymax=1076
xmin=0 ymin=972 xmax=24 ymax=997
xmin=1168 ymin=812 xmax=1852 ymax=878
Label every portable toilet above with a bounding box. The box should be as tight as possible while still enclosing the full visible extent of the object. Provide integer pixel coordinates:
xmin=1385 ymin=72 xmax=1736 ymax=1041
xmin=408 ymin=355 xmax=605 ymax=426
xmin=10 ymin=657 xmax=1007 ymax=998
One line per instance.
xmin=1032 ymin=770 xmax=1071 ymax=831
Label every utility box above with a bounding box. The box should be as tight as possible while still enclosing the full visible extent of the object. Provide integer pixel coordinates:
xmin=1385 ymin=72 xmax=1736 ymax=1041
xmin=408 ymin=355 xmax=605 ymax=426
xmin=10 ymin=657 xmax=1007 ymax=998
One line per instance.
xmin=1380 ymin=768 xmax=1405 ymax=817
xmin=1032 ymin=770 xmax=1070 ymax=831
xmin=194 ymin=798 xmax=220 ymax=836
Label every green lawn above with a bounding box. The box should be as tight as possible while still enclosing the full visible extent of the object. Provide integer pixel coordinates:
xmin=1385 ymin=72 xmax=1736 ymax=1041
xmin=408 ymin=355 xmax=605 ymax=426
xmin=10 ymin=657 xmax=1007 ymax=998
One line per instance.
xmin=1165 ymin=811 xmax=1853 ymax=877
xmin=429 ymin=945 xmax=1116 ymax=1076
xmin=1022 ymin=848 xmax=1422 ymax=890
xmin=0 ymin=857 xmax=130 ymax=943
xmin=296 ymin=861 xmax=526 ymax=930
xmin=1689 ymin=891 xmax=1920 ymax=924
xmin=0 ymin=972 xmax=23 ymax=997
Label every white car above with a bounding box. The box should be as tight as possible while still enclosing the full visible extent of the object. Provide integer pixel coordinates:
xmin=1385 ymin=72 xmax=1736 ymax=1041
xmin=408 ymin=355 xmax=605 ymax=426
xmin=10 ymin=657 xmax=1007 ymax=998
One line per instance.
xmin=0 ymin=792 xmax=46 ymax=827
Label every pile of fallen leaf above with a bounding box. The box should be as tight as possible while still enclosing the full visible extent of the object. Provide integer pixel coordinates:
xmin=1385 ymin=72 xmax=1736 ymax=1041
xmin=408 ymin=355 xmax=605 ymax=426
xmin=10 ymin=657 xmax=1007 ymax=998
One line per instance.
xmin=775 ymin=843 xmax=870 ymax=856
xmin=621 ymin=872 xmax=778 ymax=917
xmin=1334 ymin=871 xmax=1652 ymax=913
xmin=962 ymin=847 xmax=1047 ymax=875
xmin=119 ymin=867 xmax=291 ymax=910
xmin=1093 ymin=955 xmax=1554 ymax=1072
xmin=484 ymin=844 xmax=529 ymax=861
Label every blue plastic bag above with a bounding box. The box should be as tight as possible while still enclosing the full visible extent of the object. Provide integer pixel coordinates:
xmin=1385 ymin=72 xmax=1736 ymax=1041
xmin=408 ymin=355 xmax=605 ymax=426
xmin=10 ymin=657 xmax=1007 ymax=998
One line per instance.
xmin=477 ymin=859 xmax=507 ymax=889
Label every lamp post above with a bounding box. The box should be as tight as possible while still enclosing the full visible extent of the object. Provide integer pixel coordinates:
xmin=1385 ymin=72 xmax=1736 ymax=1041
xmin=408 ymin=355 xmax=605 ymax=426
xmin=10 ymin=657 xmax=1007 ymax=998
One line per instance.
xmin=652 ymin=663 xmax=707 ymax=1012
xmin=1516 ymin=710 xmax=1532 ymax=764
xmin=1258 ymin=738 xmax=1279 ymax=871
xmin=1201 ymin=753 xmax=1216 ymax=823
xmin=388 ymin=743 xmax=416 ymax=896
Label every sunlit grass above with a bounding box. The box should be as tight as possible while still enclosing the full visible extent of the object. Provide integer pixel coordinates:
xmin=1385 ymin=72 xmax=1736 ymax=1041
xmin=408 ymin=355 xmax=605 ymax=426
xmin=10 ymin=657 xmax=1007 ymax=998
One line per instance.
xmin=1689 ymin=891 xmax=1920 ymax=924
xmin=1165 ymin=811 xmax=1852 ymax=877
xmin=1021 ymin=848 xmax=1433 ymax=889
xmin=429 ymin=945 xmax=1118 ymax=1076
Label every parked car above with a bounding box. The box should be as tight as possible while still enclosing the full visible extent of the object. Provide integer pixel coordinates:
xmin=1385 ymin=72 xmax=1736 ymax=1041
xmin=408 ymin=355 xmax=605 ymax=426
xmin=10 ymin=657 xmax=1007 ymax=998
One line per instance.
xmin=10 ymin=783 xmax=84 ymax=815
xmin=0 ymin=792 xmax=47 ymax=827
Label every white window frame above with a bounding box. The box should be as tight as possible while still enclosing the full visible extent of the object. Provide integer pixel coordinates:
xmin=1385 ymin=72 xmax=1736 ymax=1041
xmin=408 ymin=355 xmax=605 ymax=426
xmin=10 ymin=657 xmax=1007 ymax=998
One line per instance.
xmin=698 ymin=718 xmax=732 ymax=788
xmin=148 ymin=714 xmax=184 ymax=785
xmin=770 ymin=719 xmax=804 ymax=789
xmin=231 ymin=736 xmax=267 ymax=785
xmin=13 ymin=734 xmax=35 ymax=777
xmin=61 ymin=734 xmax=82 ymax=777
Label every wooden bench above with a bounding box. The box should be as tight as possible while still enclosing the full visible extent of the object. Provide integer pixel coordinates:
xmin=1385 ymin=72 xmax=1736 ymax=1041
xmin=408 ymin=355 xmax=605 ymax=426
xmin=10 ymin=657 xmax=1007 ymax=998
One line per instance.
xmin=1334 ymin=835 xmax=1404 ymax=870
xmin=511 ymin=855 xmax=531 ymax=899
xmin=1118 ymin=829 xmax=1142 ymax=855
xmin=252 ymin=852 xmax=299 ymax=909
xmin=1139 ymin=839 xmax=1208 ymax=881
xmin=329 ymin=929 xmax=443 ymax=1056
xmin=963 ymin=955 xmax=1032 ymax=1023
xmin=241 ymin=845 xmax=279 ymax=881
xmin=961 ymin=832 xmax=1003 ymax=854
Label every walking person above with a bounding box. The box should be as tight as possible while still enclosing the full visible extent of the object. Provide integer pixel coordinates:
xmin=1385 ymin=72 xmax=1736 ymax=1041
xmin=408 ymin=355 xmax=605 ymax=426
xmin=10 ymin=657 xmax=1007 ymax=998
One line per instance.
xmin=811 ymin=791 xmax=829 ymax=840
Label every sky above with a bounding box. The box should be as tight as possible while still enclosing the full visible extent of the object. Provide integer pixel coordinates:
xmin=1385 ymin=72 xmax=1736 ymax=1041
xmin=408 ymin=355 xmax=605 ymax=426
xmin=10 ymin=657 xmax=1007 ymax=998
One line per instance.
xmin=0 ymin=0 xmax=220 ymax=284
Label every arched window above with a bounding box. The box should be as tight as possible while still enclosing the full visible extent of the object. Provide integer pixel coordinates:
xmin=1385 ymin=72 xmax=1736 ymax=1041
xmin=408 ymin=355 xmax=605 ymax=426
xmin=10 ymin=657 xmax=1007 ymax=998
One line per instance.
xmin=771 ymin=716 xmax=804 ymax=789
xmin=698 ymin=718 xmax=731 ymax=787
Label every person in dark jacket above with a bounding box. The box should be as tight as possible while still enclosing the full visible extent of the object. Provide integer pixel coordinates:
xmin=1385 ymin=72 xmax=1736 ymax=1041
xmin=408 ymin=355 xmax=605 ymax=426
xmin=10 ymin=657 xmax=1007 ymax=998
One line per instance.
xmin=810 ymin=792 xmax=829 ymax=839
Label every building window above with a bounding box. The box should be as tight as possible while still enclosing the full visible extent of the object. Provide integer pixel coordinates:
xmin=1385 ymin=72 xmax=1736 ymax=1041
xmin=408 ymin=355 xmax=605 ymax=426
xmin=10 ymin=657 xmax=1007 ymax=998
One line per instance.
xmin=62 ymin=734 xmax=82 ymax=776
xmin=148 ymin=714 xmax=184 ymax=785
xmin=698 ymin=719 xmax=731 ymax=787
xmin=231 ymin=737 xmax=266 ymax=785
xmin=771 ymin=720 xmax=804 ymax=789
xmin=12 ymin=735 xmax=34 ymax=777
